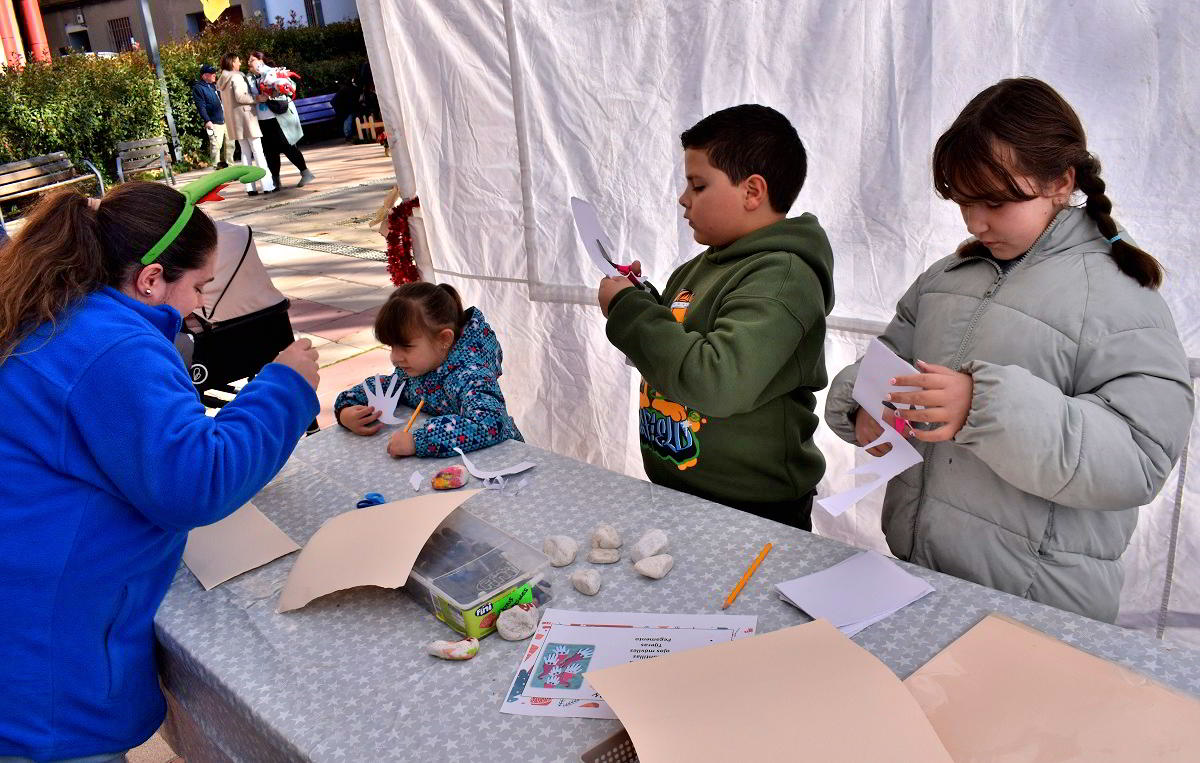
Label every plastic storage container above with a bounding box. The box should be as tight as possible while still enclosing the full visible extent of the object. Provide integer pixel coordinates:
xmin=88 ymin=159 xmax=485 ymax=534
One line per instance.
xmin=405 ymin=508 xmax=553 ymax=638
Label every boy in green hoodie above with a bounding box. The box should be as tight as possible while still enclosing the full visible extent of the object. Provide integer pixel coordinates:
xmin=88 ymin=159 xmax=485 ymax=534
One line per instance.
xmin=598 ymin=104 xmax=834 ymax=530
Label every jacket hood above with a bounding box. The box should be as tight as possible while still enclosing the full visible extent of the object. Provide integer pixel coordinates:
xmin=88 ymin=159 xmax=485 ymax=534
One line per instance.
xmin=704 ymin=213 xmax=834 ymax=313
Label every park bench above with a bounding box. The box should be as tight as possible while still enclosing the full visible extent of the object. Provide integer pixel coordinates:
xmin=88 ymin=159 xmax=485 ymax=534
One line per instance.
xmin=116 ymin=137 xmax=175 ymax=185
xmin=0 ymin=151 xmax=105 ymax=223
xmin=295 ymin=93 xmax=337 ymax=126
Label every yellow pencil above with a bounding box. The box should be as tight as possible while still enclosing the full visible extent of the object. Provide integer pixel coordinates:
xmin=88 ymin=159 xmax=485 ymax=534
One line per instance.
xmin=721 ymin=542 xmax=773 ymax=609
xmin=403 ymin=399 xmax=425 ymax=433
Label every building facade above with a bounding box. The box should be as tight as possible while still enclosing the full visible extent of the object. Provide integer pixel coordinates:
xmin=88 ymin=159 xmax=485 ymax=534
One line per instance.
xmin=36 ymin=0 xmax=358 ymax=55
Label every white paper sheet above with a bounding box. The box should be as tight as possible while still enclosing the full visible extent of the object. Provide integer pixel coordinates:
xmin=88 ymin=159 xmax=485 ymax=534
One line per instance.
xmin=364 ymin=374 xmax=406 ymax=425
xmin=408 ymin=471 xmax=423 ymax=492
xmin=501 ymin=609 xmax=757 ymax=719
xmin=775 ymin=550 xmax=934 ymax=637
xmin=452 ymin=446 xmax=536 ymax=481
xmin=570 ymin=196 xmax=624 ymax=279
xmin=817 ymin=339 xmax=924 ymax=516
xmin=182 ymin=503 xmax=300 ymax=590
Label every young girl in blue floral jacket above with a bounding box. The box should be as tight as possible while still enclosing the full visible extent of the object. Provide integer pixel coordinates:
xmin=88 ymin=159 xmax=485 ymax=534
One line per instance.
xmin=334 ymin=282 xmax=523 ymax=457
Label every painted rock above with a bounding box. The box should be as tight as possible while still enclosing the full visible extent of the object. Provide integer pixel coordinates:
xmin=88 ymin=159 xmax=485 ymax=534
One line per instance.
xmin=432 ymin=465 xmax=467 ymax=490
xmin=427 ymin=637 xmax=479 ymax=660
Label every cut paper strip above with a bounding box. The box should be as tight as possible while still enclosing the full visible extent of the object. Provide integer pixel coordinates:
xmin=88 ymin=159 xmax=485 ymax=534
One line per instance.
xmin=276 ymin=490 xmax=480 ymax=612
xmin=570 ymin=196 xmax=624 ymax=279
xmin=364 ymin=374 xmax=406 ymax=425
xmin=183 ymin=503 xmax=300 ymax=590
xmin=818 ymin=339 xmax=924 ymax=516
xmin=904 ymin=614 xmax=1200 ymax=762
xmin=453 ymin=447 xmax=536 ymax=481
xmin=585 ymin=619 xmax=952 ymax=762
xmin=816 ymin=426 xmax=922 ymax=516
xmin=409 ymin=471 xmax=423 ymax=492
xmin=775 ymin=550 xmax=934 ymax=637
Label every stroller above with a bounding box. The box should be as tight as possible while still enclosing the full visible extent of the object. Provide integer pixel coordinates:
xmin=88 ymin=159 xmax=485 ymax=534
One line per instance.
xmin=176 ymin=220 xmax=306 ymax=424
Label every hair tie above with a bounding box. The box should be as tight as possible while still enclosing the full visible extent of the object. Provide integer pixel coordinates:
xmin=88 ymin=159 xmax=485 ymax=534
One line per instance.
xmin=1107 ymin=233 xmax=1122 ymax=244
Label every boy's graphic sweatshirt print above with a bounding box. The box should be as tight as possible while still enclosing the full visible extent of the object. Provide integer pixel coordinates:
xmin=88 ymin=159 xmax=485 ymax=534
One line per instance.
xmin=606 ymin=214 xmax=835 ymax=506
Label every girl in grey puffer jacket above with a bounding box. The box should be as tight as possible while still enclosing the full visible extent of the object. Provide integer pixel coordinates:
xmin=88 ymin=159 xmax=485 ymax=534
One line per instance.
xmin=825 ymin=78 xmax=1193 ymax=623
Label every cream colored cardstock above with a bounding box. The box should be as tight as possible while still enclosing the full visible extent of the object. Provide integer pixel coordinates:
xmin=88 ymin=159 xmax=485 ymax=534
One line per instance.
xmin=276 ymin=490 xmax=480 ymax=613
xmin=584 ymin=619 xmax=952 ymax=762
xmin=182 ymin=502 xmax=300 ymax=591
xmin=904 ymin=614 xmax=1200 ymax=762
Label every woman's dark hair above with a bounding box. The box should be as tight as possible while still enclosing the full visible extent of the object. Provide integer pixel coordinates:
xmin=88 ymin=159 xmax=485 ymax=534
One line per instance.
xmin=932 ymin=77 xmax=1162 ymax=288
xmin=0 ymin=182 xmax=216 ymax=364
xmin=219 ymin=51 xmax=239 ymax=71
xmin=248 ymin=50 xmax=268 ymax=65
xmin=374 ymin=282 xmax=467 ymax=347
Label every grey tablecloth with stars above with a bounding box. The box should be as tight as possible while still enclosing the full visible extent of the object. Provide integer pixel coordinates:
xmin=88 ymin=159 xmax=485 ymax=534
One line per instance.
xmin=155 ymin=427 xmax=1200 ymax=762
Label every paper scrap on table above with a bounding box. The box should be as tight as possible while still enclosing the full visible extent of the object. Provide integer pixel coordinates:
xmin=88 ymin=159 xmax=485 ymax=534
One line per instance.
xmin=817 ymin=339 xmax=923 ymax=516
xmin=501 ymin=609 xmax=757 ymax=719
xmin=905 ymin=614 xmax=1200 ymax=761
xmin=775 ymin=550 xmax=933 ymax=637
xmin=453 ymin=447 xmax=535 ymax=481
xmin=409 ymin=471 xmax=423 ymax=492
xmin=276 ymin=490 xmax=480 ymax=612
xmin=182 ymin=503 xmax=299 ymax=590
xmin=585 ymin=619 xmax=952 ymax=762
xmin=364 ymin=374 xmax=406 ymax=425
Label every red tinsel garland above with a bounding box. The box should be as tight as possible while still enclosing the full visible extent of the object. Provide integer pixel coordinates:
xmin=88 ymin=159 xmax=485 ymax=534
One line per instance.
xmin=385 ymin=196 xmax=421 ymax=286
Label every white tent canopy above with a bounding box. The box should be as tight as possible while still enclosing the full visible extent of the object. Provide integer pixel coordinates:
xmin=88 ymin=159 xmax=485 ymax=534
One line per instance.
xmin=359 ymin=0 xmax=1199 ymax=642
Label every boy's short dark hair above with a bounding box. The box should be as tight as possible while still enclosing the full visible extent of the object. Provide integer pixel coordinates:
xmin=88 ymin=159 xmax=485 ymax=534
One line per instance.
xmin=680 ymin=104 xmax=807 ymax=213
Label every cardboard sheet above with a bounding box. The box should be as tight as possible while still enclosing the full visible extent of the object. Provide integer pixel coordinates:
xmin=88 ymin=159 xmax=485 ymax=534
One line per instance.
xmin=182 ymin=503 xmax=299 ymax=590
xmin=276 ymin=490 xmax=480 ymax=612
xmin=904 ymin=614 xmax=1200 ymax=762
xmin=585 ymin=619 xmax=952 ymax=762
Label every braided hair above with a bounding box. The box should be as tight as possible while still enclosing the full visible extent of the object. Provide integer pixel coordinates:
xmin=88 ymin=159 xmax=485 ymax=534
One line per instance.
xmin=932 ymin=77 xmax=1162 ymax=288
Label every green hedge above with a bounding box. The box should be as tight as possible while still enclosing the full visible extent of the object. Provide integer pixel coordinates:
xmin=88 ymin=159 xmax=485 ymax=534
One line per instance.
xmin=0 ymin=18 xmax=367 ymax=182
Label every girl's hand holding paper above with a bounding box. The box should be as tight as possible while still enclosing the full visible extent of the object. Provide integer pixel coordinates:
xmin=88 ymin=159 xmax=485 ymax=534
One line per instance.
xmin=888 ymin=361 xmax=974 ymax=442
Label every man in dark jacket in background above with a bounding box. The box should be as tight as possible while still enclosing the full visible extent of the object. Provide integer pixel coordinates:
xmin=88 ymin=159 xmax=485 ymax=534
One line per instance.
xmin=192 ymin=64 xmax=233 ymax=168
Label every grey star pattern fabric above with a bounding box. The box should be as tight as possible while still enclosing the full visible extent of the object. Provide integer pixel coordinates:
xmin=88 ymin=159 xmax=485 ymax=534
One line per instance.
xmin=155 ymin=428 xmax=1200 ymax=761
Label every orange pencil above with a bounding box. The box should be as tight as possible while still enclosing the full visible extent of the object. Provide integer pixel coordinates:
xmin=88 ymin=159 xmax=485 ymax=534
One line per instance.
xmin=403 ymin=399 xmax=425 ymax=433
xmin=721 ymin=542 xmax=772 ymax=609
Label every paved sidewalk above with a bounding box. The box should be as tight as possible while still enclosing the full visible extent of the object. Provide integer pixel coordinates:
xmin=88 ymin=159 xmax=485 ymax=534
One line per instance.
xmin=198 ymin=139 xmax=401 ymax=430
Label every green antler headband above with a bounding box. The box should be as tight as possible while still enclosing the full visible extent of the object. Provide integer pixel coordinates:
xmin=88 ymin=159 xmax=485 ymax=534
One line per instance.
xmin=140 ymin=165 xmax=267 ymax=265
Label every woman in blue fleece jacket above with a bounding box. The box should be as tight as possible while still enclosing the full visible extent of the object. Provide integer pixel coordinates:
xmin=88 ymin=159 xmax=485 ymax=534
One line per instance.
xmin=334 ymin=282 xmax=522 ymax=457
xmin=0 ymin=182 xmax=319 ymax=762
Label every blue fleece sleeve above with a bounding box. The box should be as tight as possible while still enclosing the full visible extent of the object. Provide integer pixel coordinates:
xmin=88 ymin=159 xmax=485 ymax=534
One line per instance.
xmin=411 ymin=366 xmax=512 ymax=457
xmin=67 ymin=336 xmax=319 ymax=531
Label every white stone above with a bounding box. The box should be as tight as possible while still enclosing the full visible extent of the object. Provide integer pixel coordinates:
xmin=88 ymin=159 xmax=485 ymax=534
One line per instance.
xmin=590 ymin=524 xmax=622 ymax=549
xmin=586 ymin=547 xmax=621 ymax=564
xmin=542 ymin=535 xmax=578 ymax=567
xmin=629 ymin=529 xmax=668 ymax=562
xmin=570 ymin=569 xmax=602 ymax=596
xmin=634 ymin=554 xmax=674 ymax=580
xmin=496 ymin=604 xmax=540 ymax=640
